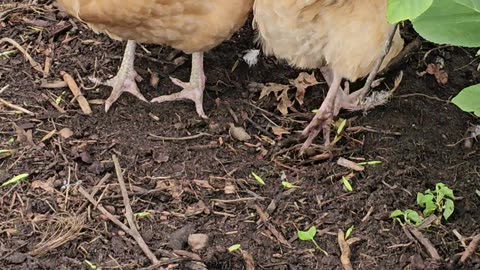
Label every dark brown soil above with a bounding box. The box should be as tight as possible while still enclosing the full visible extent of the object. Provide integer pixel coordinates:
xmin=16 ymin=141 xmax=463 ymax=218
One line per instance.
xmin=1 ymin=1 xmax=479 ymax=270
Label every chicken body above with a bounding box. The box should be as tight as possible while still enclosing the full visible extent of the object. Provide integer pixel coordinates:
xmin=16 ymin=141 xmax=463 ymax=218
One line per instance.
xmin=58 ymin=0 xmax=253 ymax=116
xmin=253 ymin=0 xmax=404 ymax=149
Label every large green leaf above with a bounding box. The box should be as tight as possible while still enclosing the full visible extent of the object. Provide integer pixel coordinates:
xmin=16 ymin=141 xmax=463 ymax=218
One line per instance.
xmin=412 ymin=0 xmax=480 ymax=47
xmin=451 ymin=84 xmax=480 ymax=117
xmin=454 ymin=0 xmax=480 ymax=12
xmin=387 ymin=0 xmax=433 ymax=23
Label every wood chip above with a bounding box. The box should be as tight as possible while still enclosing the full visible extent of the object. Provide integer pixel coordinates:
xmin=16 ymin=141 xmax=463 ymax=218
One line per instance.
xmin=61 ymin=71 xmax=92 ymax=115
xmin=337 ymin=157 xmax=364 ymax=171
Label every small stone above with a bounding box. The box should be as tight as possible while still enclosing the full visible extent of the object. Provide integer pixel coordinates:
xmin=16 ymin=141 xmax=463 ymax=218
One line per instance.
xmin=188 ymin=234 xmax=209 ymax=251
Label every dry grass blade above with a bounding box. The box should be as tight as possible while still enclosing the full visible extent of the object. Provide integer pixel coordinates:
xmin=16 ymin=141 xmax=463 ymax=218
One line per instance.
xmin=0 ymin=98 xmax=35 ymax=116
xmin=60 ymin=71 xmax=92 ymax=115
xmin=0 ymin=38 xmax=44 ymax=74
xmin=241 ymin=249 xmax=256 ymax=270
xmin=29 ymin=214 xmax=85 ymax=257
xmin=460 ymin=234 xmax=480 ymax=264
xmin=254 ymin=204 xmax=291 ymax=248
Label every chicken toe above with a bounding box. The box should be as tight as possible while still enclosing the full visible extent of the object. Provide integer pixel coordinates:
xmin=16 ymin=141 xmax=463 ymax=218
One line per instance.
xmin=151 ymin=52 xmax=207 ymax=119
xmin=90 ymin=40 xmax=147 ymax=112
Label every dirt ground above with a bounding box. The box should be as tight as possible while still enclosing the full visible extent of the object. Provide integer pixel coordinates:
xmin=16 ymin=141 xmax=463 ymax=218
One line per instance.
xmin=1 ymin=1 xmax=479 ymax=270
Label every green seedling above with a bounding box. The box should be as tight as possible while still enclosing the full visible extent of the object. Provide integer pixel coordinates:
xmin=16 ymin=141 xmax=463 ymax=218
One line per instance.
xmin=417 ymin=183 xmax=455 ymax=220
xmin=357 ymin=160 xmax=382 ymax=166
xmin=55 ymin=91 xmax=65 ymax=105
xmin=333 ymin=118 xmax=347 ymax=144
xmin=84 ymin=260 xmax=101 ymax=270
xmin=345 ymin=225 xmax=354 ymax=240
xmin=134 ymin=211 xmax=151 ymax=219
xmin=227 ymin=244 xmax=242 ymax=253
xmin=251 ymin=172 xmax=266 ymax=186
xmin=390 ymin=209 xmax=423 ymax=226
xmin=1 ymin=173 xmax=29 ymax=188
xmin=7 ymin=138 xmax=15 ymax=145
xmin=341 ymin=176 xmax=353 ymax=192
xmin=281 ymin=181 xmax=298 ymax=189
xmin=0 ymin=149 xmax=14 ymax=159
xmin=297 ymin=226 xmax=328 ymax=255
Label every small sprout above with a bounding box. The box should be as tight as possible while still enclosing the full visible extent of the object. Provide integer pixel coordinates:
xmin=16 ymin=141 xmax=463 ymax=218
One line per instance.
xmin=297 ymin=226 xmax=328 ymax=255
xmin=345 ymin=225 xmax=354 ymax=240
xmin=7 ymin=138 xmax=15 ymax=145
xmin=1 ymin=173 xmax=29 ymax=188
xmin=336 ymin=118 xmax=347 ymax=135
xmin=341 ymin=176 xmax=353 ymax=192
xmin=417 ymin=183 xmax=455 ymax=220
xmin=476 ymin=189 xmax=480 ymax=198
xmin=312 ymin=109 xmax=318 ymax=113
xmin=134 ymin=211 xmax=151 ymax=219
xmin=357 ymin=160 xmax=382 ymax=166
xmin=0 ymin=149 xmax=14 ymax=159
xmin=55 ymin=91 xmax=65 ymax=105
xmin=281 ymin=181 xmax=298 ymax=189
xmin=390 ymin=209 xmax=423 ymax=226
xmin=227 ymin=244 xmax=241 ymax=253
xmin=84 ymin=260 xmax=101 ymax=270
xmin=251 ymin=172 xmax=266 ymax=186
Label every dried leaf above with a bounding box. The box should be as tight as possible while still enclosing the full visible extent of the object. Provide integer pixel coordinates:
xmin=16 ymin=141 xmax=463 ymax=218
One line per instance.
xmin=41 ymin=129 xmax=56 ymax=142
xmin=337 ymin=157 xmax=364 ymax=171
xmin=290 ymin=72 xmax=320 ymax=105
xmin=271 ymin=126 xmax=290 ymax=138
xmin=193 ymin=180 xmax=215 ymax=190
xmin=423 ymin=63 xmax=448 ymax=85
xmin=229 ymin=124 xmax=251 ymax=141
xmin=31 ymin=178 xmax=55 ymax=193
xmin=58 ymin=128 xmax=73 ymax=139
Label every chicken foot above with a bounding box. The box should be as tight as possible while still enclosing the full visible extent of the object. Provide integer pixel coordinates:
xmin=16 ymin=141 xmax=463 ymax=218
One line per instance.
xmin=151 ymin=52 xmax=207 ymax=119
xmin=300 ymin=24 xmax=398 ymax=153
xmin=90 ymin=40 xmax=148 ymax=112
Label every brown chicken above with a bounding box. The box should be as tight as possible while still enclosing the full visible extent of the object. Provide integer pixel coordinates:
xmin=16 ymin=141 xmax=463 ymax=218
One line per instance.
xmin=57 ymin=0 xmax=253 ymax=117
xmin=253 ymin=0 xmax=404 ymax=150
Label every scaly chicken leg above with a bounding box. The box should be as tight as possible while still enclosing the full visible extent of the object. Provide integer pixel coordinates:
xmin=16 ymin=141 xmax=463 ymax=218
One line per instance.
xmin=91 ymin=40 xmax=148 ymax=112
xmin=151 ymin=52 xmax=207 ymax=119
xmin=300 ymin=25 xmax=399 ymax=153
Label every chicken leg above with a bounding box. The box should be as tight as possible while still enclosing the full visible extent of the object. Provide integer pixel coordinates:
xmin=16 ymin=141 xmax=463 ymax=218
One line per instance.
xmin=300 ymin=24 xmax=399 ymax=153
xmin=91 ymin=40 xmax=148 ymax=112
xmin=151 ymin=52 xmax=207 ymax=119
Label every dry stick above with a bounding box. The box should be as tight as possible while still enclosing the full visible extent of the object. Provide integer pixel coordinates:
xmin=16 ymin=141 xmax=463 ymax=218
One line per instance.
xmin=60 ymin=71 xmax=92 ymax=115
xmin=0 ymin=38 xmax=44 ymax=74
xmin=254 ymin=204 xmax=291 ymax=248
xmin=0 ymin=98 xmax=35 ymax=116
xmin=148 ymin=132 xmax=211 ymax=141
xmin=112 ymin=155 xmax=159 ymax=265
xmin=75 ymin=173 xmax=112 ymax=215
xmin=460 ymin=234 xmax=480 ymax=264
xmin=408 ymin=226 xmax=441 ymax=260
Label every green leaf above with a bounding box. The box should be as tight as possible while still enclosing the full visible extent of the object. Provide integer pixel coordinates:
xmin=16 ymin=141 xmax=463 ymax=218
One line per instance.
xmin=357 ymin=160 xmax=382 ymax=166
xmin=336 ymin=118 xmax=347 ymax=135
xmin=298 ymin=226 xmax=316 ymax=241
xmin=454 ymin=0 xmax=480 ymax=12
xmin=251 ymin=172 xmax=266 ymax=186
xmin=436 ymin=183 xmax=455 ymax=199
xmin=345 ymin=225 xmax=354 ymax=240
xmin=452 ymin=84 xmax=480 ymax=117
xmin=412 ymin=0 xmax=480 ymax=47
xmin=417 ymin=193 xmax=426 ymax=207
xmin=341 ymin=176 xmax=353 ymax=192
xmin=404 ymin=210 xmax=423 ymax=226
xmin=281 ymin=181 xmax=296 ymax=189
xmin=443 ymin=199 xmax=455 ymax=220
xmin=227 ymin=244 xmax=241 ymax=253
xmin=387 ymin=0 xmax=434 ymax=23
xmin=423 ymin=199 xmax=437 ymax=216
xmin=134 ymin=211 xmax=151 ymax=219
xmin=1 ymin=173 xmax=29 ymax=188
xmin=84 ymin=260 xmax=101 ymax=270
xmin=390 ymin=209 xmax=404 ymax=218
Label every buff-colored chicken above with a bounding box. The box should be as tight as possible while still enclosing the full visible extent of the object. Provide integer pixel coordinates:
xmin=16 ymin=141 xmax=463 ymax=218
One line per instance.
xmin=57 ymin=0 xmax=253 ymax=117
xmin=253 ymin=0 xmax=404 ymax=151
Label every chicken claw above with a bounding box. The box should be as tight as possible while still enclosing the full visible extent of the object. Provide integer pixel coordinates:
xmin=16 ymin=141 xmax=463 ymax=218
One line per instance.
xmin=90 ymin=40 xmax=148 ymax=112
xmin=151 ymin=52 xmax=207 ymax=119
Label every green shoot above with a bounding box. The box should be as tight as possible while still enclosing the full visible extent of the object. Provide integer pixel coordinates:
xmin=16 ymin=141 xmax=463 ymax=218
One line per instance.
xmin=390 ymin=209 xmax=423 ymax=226
xmin=1 ymin=173 xmax=29 ymax=188
xmin=84 ymin=260 xmax=101 ymax=270
xmin=345 ymin=225 xmax=354 ymax=240
xmin=341 ymin=176 xmax=353 ymax=192
xmin=297 ymin=226 xmax=328 ymax=255
xmin=55 ymin=91 xmax=65 ymax=105
xmin=417 ymin=183 xmax=455 ymax=220
xmin=0 ymin=149 xmax=14 ymax=159
xmin=251 ymin=172 xmax=266 ymax=186
xmin=281 ymin=181 xmax=298 ymax=189
xmin=476 ymin=189 xmax=480 ymax=198
xmin=7 ymin=138 xmax=15 ymax=145
xmin=134 ymin=211 xmax=151 ymax=219
xmin=357 ymin=160 xmax=382 ymax=166
xmin=227 ymin=244 xmax=241 ymax=253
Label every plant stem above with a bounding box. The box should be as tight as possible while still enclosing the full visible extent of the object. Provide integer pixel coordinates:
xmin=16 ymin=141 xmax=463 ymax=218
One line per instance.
xmin=312 ymin=239 xmax=329 ymax=256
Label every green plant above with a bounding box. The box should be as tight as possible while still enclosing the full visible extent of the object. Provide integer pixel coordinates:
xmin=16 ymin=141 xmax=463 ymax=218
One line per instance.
xmin=417 ymin=183 xmax=455 ymax=220
xmin=390 ymin=209 xmax=424 ymax=226
xmin=227 ymin=244 xmax=242 ymax=253
xmin=251 ymin=172 xmax=266 ymax=186
xmin=341 ymin=176 xmax=353 ymax=192
xmin=1 ymin=173 xmax=29 ymax=188
xmin=387 ymin=0 xmax=480 ymax=117
xmin=297 ymin=226 xmax=328 ymax=255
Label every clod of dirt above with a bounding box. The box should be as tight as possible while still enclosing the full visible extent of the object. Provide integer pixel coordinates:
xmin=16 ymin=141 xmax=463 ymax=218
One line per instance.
xmin=229 ymin=124 xmax=251 ymax=141
xmin=168 ymin=224 xmax=195 ymax=250
xmin=188 ymin=233 xmax=209 ymax=251
xmin=4 ymin=252 xmax=27 ymax=264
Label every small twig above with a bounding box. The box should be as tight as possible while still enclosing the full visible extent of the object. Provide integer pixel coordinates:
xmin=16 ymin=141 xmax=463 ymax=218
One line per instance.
xmin=254 ymin=204 xmax=291 ymax=248
xmin=0 ymin=84 xmax=9 ymax=95
xmin=396 ymin=93 xmax=448 ymax=103
xmin=0 ymin=38 xmax=44 ymax=74
xmin=61 ymin=71 xmax=92 ymax=115
xmin=148 ymin=132 xmax=211 ymax=141
xmin=75 ymin=173 xmax=112 ymax=215
xmin=211 ymin=197 xmax=263 ymax=203
xmin=460 ymin=234 xmax=480 ymax=264
xmin=0 ymin=98 xmax=35 ymax=116
xmin=361 ymin=206 xmax=374 ymax=223
xmin=112 ymin=155 xmax=159 ymax=264
xmin=452 ymin=229 xmax=467 ymax=248
xmin=338 ymin=229 xmax=362 ymax=270
xmin=407 ymin=226 xmax=441 ymax=260
xmin=41 ymin=93 xmax=66 ymax=114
